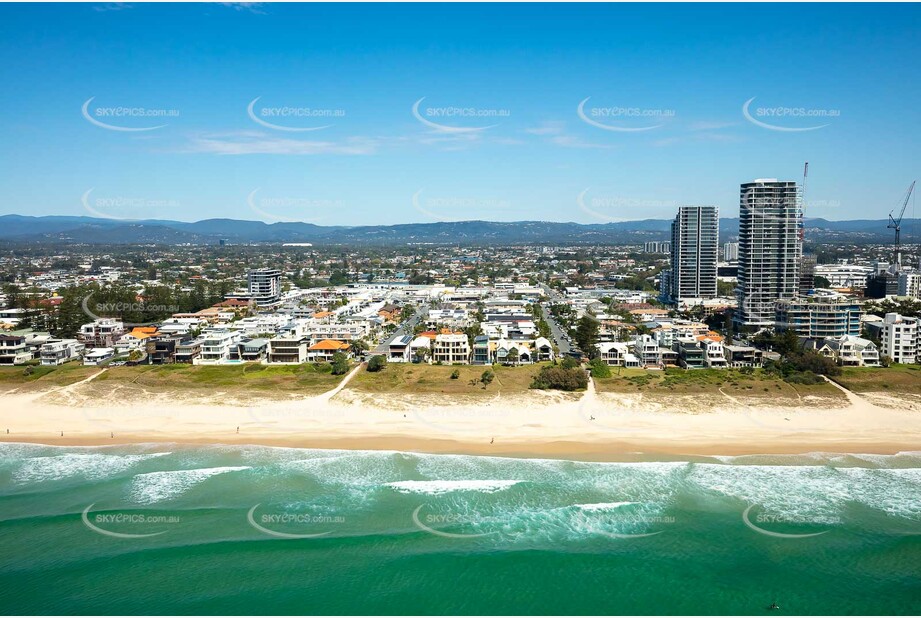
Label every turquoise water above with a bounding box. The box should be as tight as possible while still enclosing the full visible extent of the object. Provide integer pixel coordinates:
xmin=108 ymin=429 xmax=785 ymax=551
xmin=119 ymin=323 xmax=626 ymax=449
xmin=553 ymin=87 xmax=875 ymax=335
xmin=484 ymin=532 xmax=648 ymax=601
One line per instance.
xmin=0 ymin=443 xmax=919 ymax=615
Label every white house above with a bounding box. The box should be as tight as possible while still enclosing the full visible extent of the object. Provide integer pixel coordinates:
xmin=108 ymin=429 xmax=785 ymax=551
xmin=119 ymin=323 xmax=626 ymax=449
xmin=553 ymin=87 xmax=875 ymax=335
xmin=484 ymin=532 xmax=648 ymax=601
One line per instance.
xmin=194 ymin=329 xmax=243 ymax=365
xmin=40 ymin=339 xmax=85 ymax=366
xmin=78 ymin=318 xmax=125 ymax=348
xmin=388 ymin=335 xmax=413 ymax=363
xmin=433 ymin=333 xmax=470 ymax=365
xmin=83 ymin=347 xmax=115 ymax=366
xmin=824 ymin=335 xmax=880 ymax=367
xmin=596 ymin=341 xmax=641 ymax=367
xmin=409 ymin=335 xmax=432 ymax=362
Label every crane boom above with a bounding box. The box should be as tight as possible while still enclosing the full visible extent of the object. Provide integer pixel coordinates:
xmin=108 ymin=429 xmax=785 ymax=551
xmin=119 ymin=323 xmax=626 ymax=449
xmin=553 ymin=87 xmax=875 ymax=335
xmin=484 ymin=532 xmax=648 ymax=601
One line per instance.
xmin=888 ymin=181 xmax=916 ymax=270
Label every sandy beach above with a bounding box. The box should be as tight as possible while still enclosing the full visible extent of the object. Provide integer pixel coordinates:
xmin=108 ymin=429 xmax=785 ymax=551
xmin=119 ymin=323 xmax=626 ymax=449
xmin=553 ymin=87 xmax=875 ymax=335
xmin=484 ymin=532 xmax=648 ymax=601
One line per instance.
xmin=2 ymin=367 xmax=920 ymax=460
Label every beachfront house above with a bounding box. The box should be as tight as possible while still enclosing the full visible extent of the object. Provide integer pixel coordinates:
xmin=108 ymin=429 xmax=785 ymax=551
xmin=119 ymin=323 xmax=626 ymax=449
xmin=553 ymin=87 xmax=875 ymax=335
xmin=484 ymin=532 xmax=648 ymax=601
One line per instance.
xmin=388 ymin=335 xmax=413 ymax=362
xmin=409 ymin=335 xmax=431 ymax=362
xmin=267 ymin=335 xmax=309 ymax=364
xmin=633 ymin=334 xmax=661 ymax=368
xmin=40 ymin=339 xmax=85 ymax=366
xmin=0 ymin=334 xmax=32 ymax=365
xmin=83 ymin=347 xmax=115 ymax=366
xmin=595 ymin=341 xmax=641 ymax=368
xmin=78 ymin=317 xmax=125 ymax=348
xmin=175 ymin=338 xmax=202 ymax=363
xmin=722 ymin=345 xmax=763 ymax=368
xmin=308 ymin=339 xmax=351 ymax=363
xmin=533 ymin=336 xmax=554 ymax=362
xmin=675 ymin=340 xmax=706 ymax=369
xmin=432 ymin=333 xmax=470 ymax=365
xmin=146 ymin=335 xmax=190 ymax=365
xmin=240 ymin=338 xmax=269 ymax=362
xmin=823 ymin=335 xmax=880 ymax=367
xmin=193 ymin=329 xmax=242 ymax=365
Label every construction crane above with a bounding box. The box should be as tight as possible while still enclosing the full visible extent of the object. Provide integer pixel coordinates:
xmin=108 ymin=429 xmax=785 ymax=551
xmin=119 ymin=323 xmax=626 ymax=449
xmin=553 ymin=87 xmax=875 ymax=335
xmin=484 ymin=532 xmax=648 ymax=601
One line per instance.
xmin=888 ymin=181 xmax=916 ymax=270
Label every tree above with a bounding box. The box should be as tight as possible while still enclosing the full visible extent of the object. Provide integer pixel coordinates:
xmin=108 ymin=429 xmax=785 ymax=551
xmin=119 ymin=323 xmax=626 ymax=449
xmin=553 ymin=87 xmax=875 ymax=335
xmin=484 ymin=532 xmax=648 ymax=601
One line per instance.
xmin=367 ymin=354 xmax=387 ymax=372
xmin=574 ymin=315 xmax=599 ymax=357
xmin=328 ymin=270 xmax=349 ymax=286
xmin=331 ymin=352 xmax=350 ymax=375
xmin=589 ymin=358 xmax=611 ymax=378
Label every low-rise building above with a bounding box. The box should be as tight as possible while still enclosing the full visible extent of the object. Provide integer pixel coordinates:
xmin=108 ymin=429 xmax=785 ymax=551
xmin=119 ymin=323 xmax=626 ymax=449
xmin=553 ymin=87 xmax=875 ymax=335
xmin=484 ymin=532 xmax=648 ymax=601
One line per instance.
xmin=83 ymin=347 xmax=115 ymax=366
xmin=596 ymin=341 xmax=641 ymax=367
xmin=823 ymin=335 xmax=880 ymax=367
xmin=194 ymin=329 xmax=242 ymax=365
xmin=775 ymin=298 xmax=862 ymax=339
xmin=267 ymin=336 xmax=309 ymax=364
xmin=40 ymin=339 xmax=85 ymax=366
xmin=78 ymin=317 xmax=125 ymax=348
xmin=0 ymin=334 xmax=32 ymax=365
xmin=432 ymin=333 xmax=470 ymax=365
xmin=388 ymin=335 xmax=413 ymax=363
xmin=308 ymin=339 xmax=351 ymax=363
xmin=722 ymin=344 xmax=763 ymax=368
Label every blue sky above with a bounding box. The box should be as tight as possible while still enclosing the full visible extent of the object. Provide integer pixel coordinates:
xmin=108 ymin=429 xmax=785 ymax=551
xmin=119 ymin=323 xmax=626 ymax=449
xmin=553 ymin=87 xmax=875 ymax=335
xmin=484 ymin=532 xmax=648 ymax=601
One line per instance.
xmin=1 ymin=2 xmax=919 ymax=226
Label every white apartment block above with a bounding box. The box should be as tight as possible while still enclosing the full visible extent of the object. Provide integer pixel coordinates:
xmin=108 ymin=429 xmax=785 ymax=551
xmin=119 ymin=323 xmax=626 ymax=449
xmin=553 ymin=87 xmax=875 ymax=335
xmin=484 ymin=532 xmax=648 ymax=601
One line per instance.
xmin=735 ymin=179 xmax=802 ymax=326
xmin=880 ymin=313 xmax=919 ymax=364
xmin=898 ymin=271 xmax=921 ymax=299
xmin=668 ymin=205 xmax=719 ymax=303
xmin=432 ymin=333 xmax=470 ymax=365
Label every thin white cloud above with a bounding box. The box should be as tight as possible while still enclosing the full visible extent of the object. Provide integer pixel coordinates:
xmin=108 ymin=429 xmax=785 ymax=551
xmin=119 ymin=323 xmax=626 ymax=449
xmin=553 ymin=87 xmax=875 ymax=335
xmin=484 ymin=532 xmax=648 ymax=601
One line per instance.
xmin=688 ymin=120 xmax=737 ymax=131
xmin=652 ymin=132 xmax=742 ymax=147
xmin=218 ymin=2 xmax=267 ymax=14
xmin=525 ymin=121 xmax=611 ymax=149
xmin=186 ymin=131 xmax=378 ymax=155
xmin=93 ymin=2 xmax=132 ymax=12
xmin=525 ymin=121 xmax=566 ymax=136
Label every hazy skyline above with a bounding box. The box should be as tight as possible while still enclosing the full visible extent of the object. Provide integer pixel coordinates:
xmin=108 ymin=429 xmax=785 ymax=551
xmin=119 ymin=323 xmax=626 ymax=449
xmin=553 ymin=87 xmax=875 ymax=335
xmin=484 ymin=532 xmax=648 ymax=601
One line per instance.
xmin=1 ymin=3 xmax=919 ymax=225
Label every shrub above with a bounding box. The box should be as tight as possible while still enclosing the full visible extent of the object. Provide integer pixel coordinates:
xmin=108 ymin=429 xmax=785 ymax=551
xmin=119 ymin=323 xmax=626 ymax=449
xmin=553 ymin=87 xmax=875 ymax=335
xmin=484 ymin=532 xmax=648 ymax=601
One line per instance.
xmin=450 ymin=369 xmax=460 ymax=379
xmin=589 ymin=358 xmax=611 ymax=378
xmin=560 ymin=356 xmax=580 ymax=370
xmin=480 ymin=370 xmax=495 ymax=385
xmin=785 ymin=370 xmax=823 ymax=385
xmin=530 ymin=366 xmax=588 ymax=391
xmin=367 ymin=355 xmax=387 ymax=372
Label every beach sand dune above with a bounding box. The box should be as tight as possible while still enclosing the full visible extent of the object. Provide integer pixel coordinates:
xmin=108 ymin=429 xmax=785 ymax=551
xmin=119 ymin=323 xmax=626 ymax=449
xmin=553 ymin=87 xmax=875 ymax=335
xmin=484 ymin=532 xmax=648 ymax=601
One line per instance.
xmin=2 ymin=372 xmax=920 ymax=460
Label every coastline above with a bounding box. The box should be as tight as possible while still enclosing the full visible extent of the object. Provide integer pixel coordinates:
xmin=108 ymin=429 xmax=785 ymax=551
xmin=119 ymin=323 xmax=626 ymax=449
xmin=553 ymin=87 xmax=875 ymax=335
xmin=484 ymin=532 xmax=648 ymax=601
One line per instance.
xmin=3 ymin=376 xmax=921 ymax=460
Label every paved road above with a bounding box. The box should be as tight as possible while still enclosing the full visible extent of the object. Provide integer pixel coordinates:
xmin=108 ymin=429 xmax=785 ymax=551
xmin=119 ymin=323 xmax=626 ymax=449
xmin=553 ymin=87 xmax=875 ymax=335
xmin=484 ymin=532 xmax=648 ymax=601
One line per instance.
xmin=539 ymin=285 xmax=573 ymax=355
xmin=372 ymin=306 xmax=428 ymax=355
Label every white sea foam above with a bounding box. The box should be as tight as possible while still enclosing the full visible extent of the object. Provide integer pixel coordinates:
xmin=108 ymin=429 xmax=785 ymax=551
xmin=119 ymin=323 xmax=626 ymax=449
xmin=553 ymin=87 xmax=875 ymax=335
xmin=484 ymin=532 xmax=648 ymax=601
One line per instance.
xmin=283 ymin=451 xmax=406 ymax=488
xmin=12 ymin=452 xmax=171 ymax=484
xmin=386 ymin=479 xmax=523 ymax=495
xmin=129 ymin=466 xmax=250 ymax=504
xmin=573 ymin=501 xmax=637 ymax=512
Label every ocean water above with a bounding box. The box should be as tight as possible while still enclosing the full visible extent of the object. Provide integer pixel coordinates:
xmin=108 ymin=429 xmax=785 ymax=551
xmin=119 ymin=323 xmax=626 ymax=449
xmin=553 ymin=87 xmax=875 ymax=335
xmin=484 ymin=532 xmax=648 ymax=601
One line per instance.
xmin=0 ymin=444 xmax=919 ymax=615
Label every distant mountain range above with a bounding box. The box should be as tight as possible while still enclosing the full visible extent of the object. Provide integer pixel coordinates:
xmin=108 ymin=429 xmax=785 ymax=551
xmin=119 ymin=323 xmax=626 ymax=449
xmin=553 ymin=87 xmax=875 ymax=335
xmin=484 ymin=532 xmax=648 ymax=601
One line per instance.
xmin=0 ymin=214 xmax=917 ymax=246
